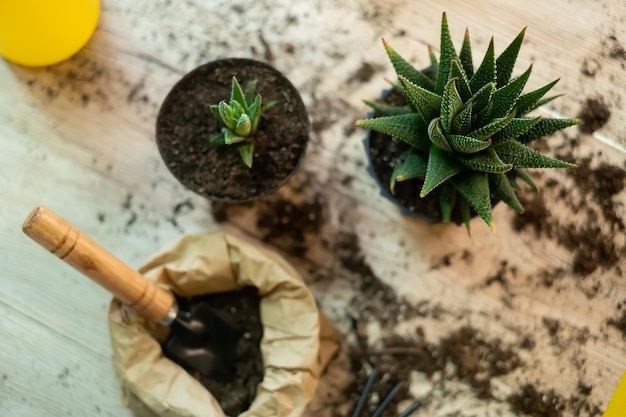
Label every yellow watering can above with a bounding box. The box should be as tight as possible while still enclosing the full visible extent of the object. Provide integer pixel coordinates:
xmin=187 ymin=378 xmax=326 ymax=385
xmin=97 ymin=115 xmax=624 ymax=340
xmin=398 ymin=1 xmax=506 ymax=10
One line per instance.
xmin=0 ymin=0 xmax=100 ymax=67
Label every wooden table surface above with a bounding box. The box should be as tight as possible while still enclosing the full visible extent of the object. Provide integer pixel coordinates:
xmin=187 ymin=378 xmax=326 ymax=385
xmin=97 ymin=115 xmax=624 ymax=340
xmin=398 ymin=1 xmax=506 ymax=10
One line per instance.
xmin=1 ymin=1 xmax=625 ymax=416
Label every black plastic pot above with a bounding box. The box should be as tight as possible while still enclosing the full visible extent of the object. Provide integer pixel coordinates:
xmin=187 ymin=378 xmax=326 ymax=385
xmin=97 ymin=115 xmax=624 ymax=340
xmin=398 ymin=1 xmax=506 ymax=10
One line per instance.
xmin=156 ymin=58 xmax=310 ymax=202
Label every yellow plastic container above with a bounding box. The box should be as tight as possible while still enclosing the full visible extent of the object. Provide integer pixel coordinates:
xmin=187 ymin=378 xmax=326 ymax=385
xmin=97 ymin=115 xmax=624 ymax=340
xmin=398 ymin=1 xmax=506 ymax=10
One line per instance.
xmin=603 ymin=371 xmax=626 ymax=417
xmin=0 ymin=0 xmax=100 ymax=67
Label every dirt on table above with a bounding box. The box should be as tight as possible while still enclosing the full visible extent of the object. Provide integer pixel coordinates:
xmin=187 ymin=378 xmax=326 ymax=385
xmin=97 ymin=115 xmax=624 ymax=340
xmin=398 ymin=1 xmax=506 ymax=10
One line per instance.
xmin=577 ymin=96 xmax=611 ymax=133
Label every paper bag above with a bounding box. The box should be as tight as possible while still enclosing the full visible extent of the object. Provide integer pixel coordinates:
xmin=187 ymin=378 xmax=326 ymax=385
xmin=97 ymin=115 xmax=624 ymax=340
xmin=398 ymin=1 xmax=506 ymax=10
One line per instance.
xmin=108 ymin=232 xmax=339 ymax=417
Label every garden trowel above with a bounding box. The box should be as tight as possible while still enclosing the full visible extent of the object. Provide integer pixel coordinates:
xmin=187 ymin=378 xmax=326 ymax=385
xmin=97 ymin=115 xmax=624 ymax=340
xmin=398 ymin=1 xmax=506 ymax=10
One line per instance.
xmin=22 ymin=206 xmax=240 ymax=381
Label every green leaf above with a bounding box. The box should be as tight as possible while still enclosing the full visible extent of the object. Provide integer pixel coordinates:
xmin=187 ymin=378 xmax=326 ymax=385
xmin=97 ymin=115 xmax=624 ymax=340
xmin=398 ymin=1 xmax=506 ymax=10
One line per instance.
xmin=439 ymin=182 xmax=457 ymax=222
xmin=210 ymin=133 xmax=225 ymax=145
xmin=453 ymin=172 xmax=495 ymax=232
xmin=441 ymin=78 xmax=464 ymax=132
xmin=399 ymin=75 xmax=442 ymax=123
xmin=531 ymin=94 xmax=563 ymax=111
xmin=448 ymin=134 xmax=492 ymax=153
xmin=230 ymin=76 xmax=248 ymax=111
xmin=224 ymin=129 xmax=246 ymax=145
xmin=428 ymin=45 xmax=439 ymax=83
xmin=383 ymin=39 xmax=435 ymax=91
xmin=495 ymin=27 xmax=526 ymax=88
xmin=219 ymin=101 xmax=237 ymax=130
xmin=458 ymin=196 xmax=472 ymax=234
xmin=451 ymin=101 xmax=472 ymax=135
xmin=469 ymin=113 xmax=514 ymax=140
xmin=469 ymin=38 xmax=496 ymax=94
xmin=248 ymin=94 xmax=262 ymax=132
xmin=492 ymin=117 xmax=541 ymax=144
xmin=428 ymin=118 xmax=452 ymax=152
xmin=469 ymin=82 xmax=495 ymax=115
xmin=495 ymin=140 xmax=576 ymax=168
xmin=509 ymin=168 xmax=538 ymax=190
xmin=210 ymin=104 xmax=221 ymax=121
xmin=488 ymin=65 xmax=532 ymax=118
xmin=435 ymin=12 xmax=458 ymax=95
xmin=459 ymin=27 xmax=474 ymax=78
xmin=457 ymin=147 xmax=512 ymax=173
xmin=490 ymin=173 xmax=524 ymax=214
xmin=235 ymin=113 xmax=252 ymax=136
xmin=515 ymin=118 xmax=579 ymax=144
xmin=390 ymin=150 xmax=428 ymax=193
xmin=421 ymin=145 xmax=463 ymax=197
xmin=363 ymin=100 xmax=412 ymax=116
xmin=449 ymin=59 xmax=472 ymax=101
xmin=244 ymin=80 xmax=257 ymax=104
xmin=238 ymin=143 xmax=254 ymax=168
xmin=357 ymin=114 xmax=429 ymax=152
xmin=515 ymin=79 xmax=559 ymax=116
xmin=263 ymin=100 xmax=277 ymax=112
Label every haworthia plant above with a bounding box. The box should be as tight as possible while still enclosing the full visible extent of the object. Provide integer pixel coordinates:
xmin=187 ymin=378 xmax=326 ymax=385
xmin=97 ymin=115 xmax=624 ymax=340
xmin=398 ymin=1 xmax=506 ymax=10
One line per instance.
xmin=210 ymin=76 xmax=275 ymax=168
xmin=357 ymin=13 xmax=578 ymax=232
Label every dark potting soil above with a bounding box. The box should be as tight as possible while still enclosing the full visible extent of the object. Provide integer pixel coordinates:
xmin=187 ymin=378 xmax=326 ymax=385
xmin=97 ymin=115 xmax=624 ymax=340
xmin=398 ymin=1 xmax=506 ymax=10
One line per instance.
xmin=157 ymin=58 xmax=309 ymax=202
xmin=176 ymin=286 xmax=264 ymax=417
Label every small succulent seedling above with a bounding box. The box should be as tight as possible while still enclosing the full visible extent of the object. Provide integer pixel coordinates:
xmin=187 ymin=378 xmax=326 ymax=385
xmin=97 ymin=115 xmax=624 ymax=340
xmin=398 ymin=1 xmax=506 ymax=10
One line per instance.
xmin=357 ymin=13 xmax=578 ymax=232
xmin=210 ymin=76 xmax=275 ymax=168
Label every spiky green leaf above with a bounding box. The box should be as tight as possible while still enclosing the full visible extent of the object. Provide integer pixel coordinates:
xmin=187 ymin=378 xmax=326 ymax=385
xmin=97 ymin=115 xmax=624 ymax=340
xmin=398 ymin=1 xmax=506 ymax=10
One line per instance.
xmin=390 ymin=150 xmax=428 ymax=193
xmin=248 ymin=94 xmax=262 ymax=133
xmin=469 ymin=113 xmax=514 ymax=140
xmin=531 ymin=94 xmax=563 ymax=111
xmin=515 ymin=79 xmax=559 ymax=116
xmin=515 ymin=118 xmax=580 ymax=144
xmin=399 ymin=76 xmax=442 ymax=122
xmin=263 ymin=100 xmax=277 ymax=112
xmin=224 ymin=129 xmax=246 ymax=145
xmin=428 ymin=46 xmax=439 ymax=83
xmin=492 ymin=117 xmax=541 ymax=144
xmin=449 ymin=59 xmax=472 ymax=101
xmin=453 ymin=172 xmax=495 ymax=231
xmin=490 ymin=173 xmax=524 ymax=214
xmin=210 ymin=133 xmax=225 ymax=145
xmin=230 ymin=76 xmax=248 ymax=111
xmin=238 ymin=143 xmax=254 ymax=168
xmin=457 ymin=147 xmax=512 ymax=173
xmin=363 ymin=100 xmax=412 ymax=116
xmin=509 ymin=168 xmax=538 ymax=190
xmin=383 ymin=39 xmax=435 ymax=91
xmin=448 ymin=134 xmax=492 ymax=153
xmin=458 ymin=196 xmax=472 ymax=234
xmin=421 ymin=145 xmax=463 ymax=197
xmin=439 ymin=182 xmax=457 ymax=222
xmin=441 ymin=78 xmax=464 ymax=132
xmin=459 ymin=28 xmax=474 ymax=78
xmin=218 ymin=101 xmax=237 ymax=131
xmin=428 ymin=118 xmax=452 ymax=152
xmin=469 ymin=38 xmax=496 ymax=93
xmin=495 ymin=27 xmax=526 ymax=88
xmin=357 ymin=114 xmax=429 ymax=152
xmin=451 ymin=101 xmax=473 ymax=135
xmin=435 ymin=12 xmax=458 ymax=95
xmin=488 ymin=65 xmax=532 ymax=118
xmin=494 ymin=140 xmax=576 ymax=168
xmin=469 ymin=82 xmax=495 ymax=115
xmin=210 ymin=104 xmax=221 ymax=121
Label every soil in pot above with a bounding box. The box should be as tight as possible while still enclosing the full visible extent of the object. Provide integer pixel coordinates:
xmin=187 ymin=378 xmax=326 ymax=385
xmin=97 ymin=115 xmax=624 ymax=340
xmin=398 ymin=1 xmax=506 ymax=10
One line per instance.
xmin=366 ymin=89 xmax=479 ymax=225
xmin=157 ymin=58 xmax=309 ymax=202
xmin=172 ymin=286 xmax=264 ymax=417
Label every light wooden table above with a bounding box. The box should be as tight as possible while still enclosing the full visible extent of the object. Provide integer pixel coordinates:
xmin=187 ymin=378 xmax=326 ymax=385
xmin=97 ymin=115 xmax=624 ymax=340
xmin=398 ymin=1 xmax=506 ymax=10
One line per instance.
xmin=1 ymin=1 xmax=624 ymax=416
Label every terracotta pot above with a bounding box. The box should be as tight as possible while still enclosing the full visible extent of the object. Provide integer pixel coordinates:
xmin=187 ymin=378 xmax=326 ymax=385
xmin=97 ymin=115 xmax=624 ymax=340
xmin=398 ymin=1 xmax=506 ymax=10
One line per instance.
xmin=156 ymin=58 xmax=310 ymax=203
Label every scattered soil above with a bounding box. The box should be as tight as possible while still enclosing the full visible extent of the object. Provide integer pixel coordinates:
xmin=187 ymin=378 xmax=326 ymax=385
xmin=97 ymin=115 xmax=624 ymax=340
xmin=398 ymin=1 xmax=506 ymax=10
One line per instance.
xmin=156 ymin=58 xmax=309 ymax=202
xmin=171 ymin=287 xmax=264 ymax=417
xmin=577 ymin=97 xmax=611 ymax=133
xmin=607 ymin=310 xmax=626 ymax=339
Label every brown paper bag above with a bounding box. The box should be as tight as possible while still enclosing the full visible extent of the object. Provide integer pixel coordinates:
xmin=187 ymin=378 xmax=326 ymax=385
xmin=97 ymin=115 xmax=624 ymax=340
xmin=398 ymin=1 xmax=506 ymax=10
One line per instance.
xmin=108 ymin=232 xmax=339 ymax=417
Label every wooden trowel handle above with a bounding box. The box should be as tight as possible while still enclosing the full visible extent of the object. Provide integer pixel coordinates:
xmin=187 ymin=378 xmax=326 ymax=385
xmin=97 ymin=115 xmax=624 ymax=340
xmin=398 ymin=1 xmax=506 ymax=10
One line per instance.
xmin=22 ymin=206 xmax=175 ymax=324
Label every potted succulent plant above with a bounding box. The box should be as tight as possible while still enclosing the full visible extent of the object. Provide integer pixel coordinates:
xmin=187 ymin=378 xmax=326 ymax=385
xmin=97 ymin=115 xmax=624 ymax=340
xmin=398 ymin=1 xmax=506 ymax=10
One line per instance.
xmin=156 ymin=58 xmax=310 ymax=202
xmin=357 ymin=13 xmax=579 ymax=232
